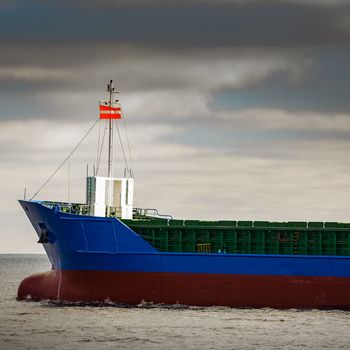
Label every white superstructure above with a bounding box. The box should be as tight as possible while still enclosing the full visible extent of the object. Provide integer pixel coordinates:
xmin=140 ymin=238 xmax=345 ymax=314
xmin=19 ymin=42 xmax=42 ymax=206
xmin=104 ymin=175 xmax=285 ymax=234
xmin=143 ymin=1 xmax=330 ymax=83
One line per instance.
xmin=86 ymin=176 xmax=134 ymax=219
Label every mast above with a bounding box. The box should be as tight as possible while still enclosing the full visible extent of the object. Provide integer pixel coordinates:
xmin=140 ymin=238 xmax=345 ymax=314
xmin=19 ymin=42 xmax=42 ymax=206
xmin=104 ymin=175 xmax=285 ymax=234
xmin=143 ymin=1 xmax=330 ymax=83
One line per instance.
xmin=86 ymin=80 xmax=134 ymax=219
xmin=107 ymin=80 xmax=114 ymax=178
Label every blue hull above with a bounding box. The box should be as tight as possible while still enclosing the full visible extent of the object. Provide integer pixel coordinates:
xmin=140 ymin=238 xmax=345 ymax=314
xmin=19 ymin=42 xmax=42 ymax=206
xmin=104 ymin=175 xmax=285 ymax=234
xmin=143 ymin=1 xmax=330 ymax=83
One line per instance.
xmin=17 ymin=200 xmax=350 ymax=308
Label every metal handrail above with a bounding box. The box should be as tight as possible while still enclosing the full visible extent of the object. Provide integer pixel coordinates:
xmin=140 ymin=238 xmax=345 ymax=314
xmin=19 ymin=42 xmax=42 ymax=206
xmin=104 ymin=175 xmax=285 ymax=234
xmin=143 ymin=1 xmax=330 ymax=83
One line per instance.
xmin=133 ymin=208 xmax=173 ymax=220
xmin=41 ymin=201 xmax=91 ymax=215
xmin=41 ymin=201 xmax=173 ymax=220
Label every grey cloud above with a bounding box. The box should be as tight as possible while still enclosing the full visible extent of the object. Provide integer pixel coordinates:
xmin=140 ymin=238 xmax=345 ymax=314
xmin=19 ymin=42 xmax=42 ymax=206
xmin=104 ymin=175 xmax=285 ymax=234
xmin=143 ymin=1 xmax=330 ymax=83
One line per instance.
xmin=0 ymin=1 xmax=349 ymax=47
xmin=3 ymin=118 xmax=350 ymax=229
xmin=0 ymin=0 xmax=349 ymax=121
xmin=0 ymin=45 xmax=307 ymax=121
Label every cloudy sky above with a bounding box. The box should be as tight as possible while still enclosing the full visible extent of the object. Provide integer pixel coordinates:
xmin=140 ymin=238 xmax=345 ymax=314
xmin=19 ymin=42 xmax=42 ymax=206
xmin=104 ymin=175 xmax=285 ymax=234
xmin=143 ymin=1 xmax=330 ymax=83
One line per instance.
xmin=1 ymin=0 xmax=350 ymax=253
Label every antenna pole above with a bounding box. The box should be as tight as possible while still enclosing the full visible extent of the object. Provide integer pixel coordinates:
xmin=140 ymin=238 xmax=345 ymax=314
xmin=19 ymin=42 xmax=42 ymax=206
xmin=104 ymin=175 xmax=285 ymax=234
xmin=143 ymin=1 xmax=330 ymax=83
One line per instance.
xmin=107 ymin=80 xmax=114 ymax=178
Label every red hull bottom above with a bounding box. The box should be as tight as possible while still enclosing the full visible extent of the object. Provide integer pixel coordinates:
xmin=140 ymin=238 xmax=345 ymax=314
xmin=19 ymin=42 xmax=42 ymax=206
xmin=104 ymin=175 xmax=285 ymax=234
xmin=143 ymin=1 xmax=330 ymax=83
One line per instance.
xmin=17 ymin=270 xmax=350 ymax=309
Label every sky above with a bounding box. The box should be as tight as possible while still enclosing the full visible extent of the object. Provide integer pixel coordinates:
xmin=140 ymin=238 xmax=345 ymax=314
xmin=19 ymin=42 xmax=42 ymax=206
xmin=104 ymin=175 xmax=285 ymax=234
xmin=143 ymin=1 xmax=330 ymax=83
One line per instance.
xmin=1 ymin=0 xmax=350 ymax=253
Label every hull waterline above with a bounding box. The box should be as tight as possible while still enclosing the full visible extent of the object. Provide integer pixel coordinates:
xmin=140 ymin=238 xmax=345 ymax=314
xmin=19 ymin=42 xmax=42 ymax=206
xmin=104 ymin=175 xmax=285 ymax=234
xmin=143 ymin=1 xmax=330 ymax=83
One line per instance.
xmin=17 ymin=269 xmax=350 ymax=309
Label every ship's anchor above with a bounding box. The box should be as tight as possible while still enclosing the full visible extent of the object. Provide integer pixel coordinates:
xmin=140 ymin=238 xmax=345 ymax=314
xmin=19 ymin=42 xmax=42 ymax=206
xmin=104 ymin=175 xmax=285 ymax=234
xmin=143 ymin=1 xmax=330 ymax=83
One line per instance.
xmin=37 ymin=223 xmax=49 ymax=243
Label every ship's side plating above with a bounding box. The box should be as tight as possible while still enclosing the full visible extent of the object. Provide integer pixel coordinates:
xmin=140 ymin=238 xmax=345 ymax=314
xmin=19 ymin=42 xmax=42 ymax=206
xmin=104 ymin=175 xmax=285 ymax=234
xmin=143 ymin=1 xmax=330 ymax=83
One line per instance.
xmin=18 ymin=200 xmax=350 ymax=308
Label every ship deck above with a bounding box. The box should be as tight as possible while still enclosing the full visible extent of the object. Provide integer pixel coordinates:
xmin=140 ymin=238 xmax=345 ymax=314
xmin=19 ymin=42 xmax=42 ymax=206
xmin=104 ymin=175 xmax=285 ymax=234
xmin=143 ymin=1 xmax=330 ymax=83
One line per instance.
xmin=39 ymin=200 xmax=350 ymax=256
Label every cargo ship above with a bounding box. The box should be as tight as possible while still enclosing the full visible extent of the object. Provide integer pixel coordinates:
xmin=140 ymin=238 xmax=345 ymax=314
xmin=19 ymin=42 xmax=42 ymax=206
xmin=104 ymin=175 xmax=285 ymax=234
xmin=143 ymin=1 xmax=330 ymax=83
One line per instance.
xmin=18 ymin=81 xmax=350 ymax=309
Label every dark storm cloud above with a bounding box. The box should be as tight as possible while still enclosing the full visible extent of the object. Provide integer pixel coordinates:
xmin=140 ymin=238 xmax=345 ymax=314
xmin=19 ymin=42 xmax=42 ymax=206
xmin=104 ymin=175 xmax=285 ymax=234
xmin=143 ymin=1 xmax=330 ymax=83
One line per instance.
xmin=0 ymin=0 xmax=349 ymax=120
xmin=213 ymin=49 xmax=350 ymax=114
xmin=0 ymin=1 xmax=349 ymax=47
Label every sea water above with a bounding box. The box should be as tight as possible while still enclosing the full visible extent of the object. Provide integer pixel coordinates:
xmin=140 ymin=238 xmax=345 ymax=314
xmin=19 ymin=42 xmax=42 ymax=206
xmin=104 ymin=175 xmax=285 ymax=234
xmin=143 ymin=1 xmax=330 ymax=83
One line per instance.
xmin=0 ymin=254 xmax=349 ymax=350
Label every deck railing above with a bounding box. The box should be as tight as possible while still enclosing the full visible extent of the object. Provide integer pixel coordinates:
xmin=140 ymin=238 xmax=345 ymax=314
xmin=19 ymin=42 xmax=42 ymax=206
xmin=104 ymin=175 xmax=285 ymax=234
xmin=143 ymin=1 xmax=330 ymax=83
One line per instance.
xmin=41 ymin=201 xmax=171 ymax=220
xmin=133 ymin=208 xmax=173 ymax=220
xmin=41 ymin=201 xmax=91 ymax=215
